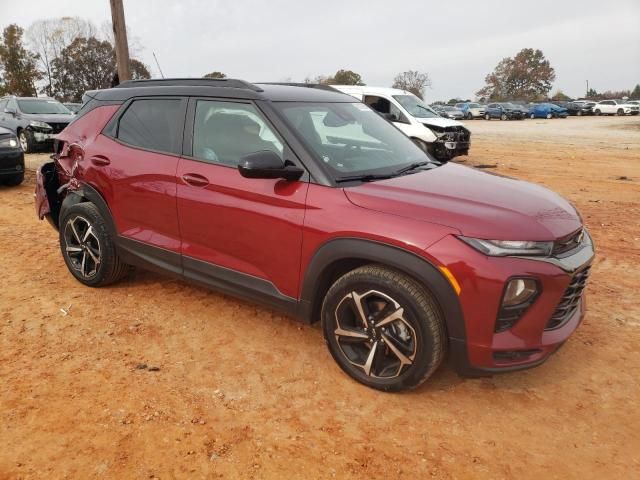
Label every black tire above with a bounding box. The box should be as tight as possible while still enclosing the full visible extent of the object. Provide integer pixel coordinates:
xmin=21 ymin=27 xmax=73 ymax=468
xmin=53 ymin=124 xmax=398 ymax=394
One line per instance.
xmin=321 ymin=265 xmax=446 ymax=392
xmin=546 ymin=113 xmax=553 ymax=119
xmin=594 ymin=109 xmax=601 ymax=116
xmin=500 ymin=113 xmax=507 ymax=121
xmin=466 ymin=112 xmax=473 ymax=120
xmin=617 ymin=108 xmax=624 ymax=116
xmin=530 ymin=113 xmax=535 ymax=119
xmin=577 ymin=110 xmax=582 ymax=116
xmin=484 ymin=113 xmax=490 ymax=120
xmin=3 ymin=172 xmax=24 ymax=186
xmin=59 ymin=202 xmax=129 ymax=287
xmin=18 ymin=130 xmax=35 ymax=154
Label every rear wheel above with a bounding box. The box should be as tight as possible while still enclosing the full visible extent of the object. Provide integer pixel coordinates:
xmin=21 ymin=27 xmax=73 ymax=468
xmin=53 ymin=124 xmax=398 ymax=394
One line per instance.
xmin=594 ymin=109 xmax=601 ymax=116
xmin=485 ymin=113 xmax=490 ymax=120
xmin=577 ymin=110 xmax=582 ymax=116
xmin=466 ymin=112 xmax=473 ymax=120
xmin=59 ymin=203 xmax=130 ymax=287
xmin=530 ymin=113 xmax=535 ymax=119
xmin=321 ymin=265 xmax=445 ymax=392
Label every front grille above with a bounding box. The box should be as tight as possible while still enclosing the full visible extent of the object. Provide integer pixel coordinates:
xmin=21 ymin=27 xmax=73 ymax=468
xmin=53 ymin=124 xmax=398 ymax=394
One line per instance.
xmin=552 ymin=228 xmax=584 ymax=256
xmin=546 ymin=266 xmax=591 ymax=330
xmin=48 ymin=122 xmax=69 ymax=134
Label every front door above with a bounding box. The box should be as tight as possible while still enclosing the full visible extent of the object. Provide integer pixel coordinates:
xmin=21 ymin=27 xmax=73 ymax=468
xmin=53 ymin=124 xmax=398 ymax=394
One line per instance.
xmin=176 ymin=98 xmax=309 ymax=299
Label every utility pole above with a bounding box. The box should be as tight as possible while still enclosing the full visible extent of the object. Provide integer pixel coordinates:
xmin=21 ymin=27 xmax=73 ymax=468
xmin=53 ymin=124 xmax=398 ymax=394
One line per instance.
xmin=586 ymin=80 xmax=589 ymax=98
xmin=110 ymin=0 xmax=131 ymax=82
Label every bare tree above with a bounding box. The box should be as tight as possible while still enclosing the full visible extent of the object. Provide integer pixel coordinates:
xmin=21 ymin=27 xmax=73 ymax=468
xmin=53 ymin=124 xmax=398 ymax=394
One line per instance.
xmin=392 ymin=70 xmax=432 ymax=99
xmin=26 ymin=17 xmax=95 ymax=96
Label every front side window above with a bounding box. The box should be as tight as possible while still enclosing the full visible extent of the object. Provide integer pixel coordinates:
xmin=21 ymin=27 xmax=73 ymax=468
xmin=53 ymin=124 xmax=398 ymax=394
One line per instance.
xmin=275 ymin=102 xmax=432 ymax=179
xmin=192 ymin=100 xmax=283 ymax=166
xmin=16 ymin=99 xmax=70 ymax=114
xmin=393 ymin=95 xmax=439 ymax=118
xmin=117 ymin=99 xmax=183 ymax=154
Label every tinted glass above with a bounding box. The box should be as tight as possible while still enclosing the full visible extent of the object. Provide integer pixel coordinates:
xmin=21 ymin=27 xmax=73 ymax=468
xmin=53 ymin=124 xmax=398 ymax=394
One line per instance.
xmin=17 ymin=99 xmax=70 ymax=114
xmin=275 ymin=102 xmax=431 ymax=179
xmin=117 ymin=99 xmax=183 ymax=154
xmin=192 ymin=100 xmax=283 ymax=166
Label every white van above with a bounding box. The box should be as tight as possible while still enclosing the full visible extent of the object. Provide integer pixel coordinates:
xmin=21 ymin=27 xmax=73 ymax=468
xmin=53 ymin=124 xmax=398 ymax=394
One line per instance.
xmin=331 ymin=85 xmax=470 ymax=161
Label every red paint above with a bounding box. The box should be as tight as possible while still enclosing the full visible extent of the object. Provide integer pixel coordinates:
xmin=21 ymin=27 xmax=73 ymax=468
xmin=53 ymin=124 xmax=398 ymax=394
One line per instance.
xmin=40 ymin=103 xmax=589 ymax=372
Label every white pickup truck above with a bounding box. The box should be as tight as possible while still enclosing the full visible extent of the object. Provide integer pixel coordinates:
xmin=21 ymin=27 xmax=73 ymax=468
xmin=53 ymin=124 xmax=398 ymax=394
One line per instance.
xmin=331 ymin=85 xmax=470 ymax=161
xmin=593 ymin=100 xmax=640 ymax=116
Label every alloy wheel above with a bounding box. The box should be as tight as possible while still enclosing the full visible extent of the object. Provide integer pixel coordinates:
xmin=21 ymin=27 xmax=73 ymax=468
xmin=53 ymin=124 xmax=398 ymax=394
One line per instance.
xmin=19 ymin=132 xmax=28 ymax=152
xmin=332 ymin=290 xmax=417 ymax=379
xmin=63 ymin=216 xmax=101 ymax=278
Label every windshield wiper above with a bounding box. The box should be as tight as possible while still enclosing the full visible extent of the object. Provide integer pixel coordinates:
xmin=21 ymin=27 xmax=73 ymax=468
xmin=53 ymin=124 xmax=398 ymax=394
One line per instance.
xmin=393 ymin=161 xmax=435 ymax=175
xmin=334 ymin=173 xmax=394 ymax=183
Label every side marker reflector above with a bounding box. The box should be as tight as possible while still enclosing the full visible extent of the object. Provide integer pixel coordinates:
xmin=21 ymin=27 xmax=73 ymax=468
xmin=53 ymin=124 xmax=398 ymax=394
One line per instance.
xmin=439 ymin=266 xmax=461 ymax=295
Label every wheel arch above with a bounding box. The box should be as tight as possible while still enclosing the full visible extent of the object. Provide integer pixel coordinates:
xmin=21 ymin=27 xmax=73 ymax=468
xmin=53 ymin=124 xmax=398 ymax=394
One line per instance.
xmin=60 ymin=182 xmax=117 ymax=238
xmin=299 ymin=238 xmax=466 ymax=341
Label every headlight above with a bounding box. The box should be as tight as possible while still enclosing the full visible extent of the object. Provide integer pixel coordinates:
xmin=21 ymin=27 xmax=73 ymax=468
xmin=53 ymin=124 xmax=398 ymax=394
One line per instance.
xmin=29 ymin=120 xmax=52 ymax=130
xmin=459 ymin=237 xmax=553 ymax=256
xmin=0 ymin=136 xmax=19 ymax=148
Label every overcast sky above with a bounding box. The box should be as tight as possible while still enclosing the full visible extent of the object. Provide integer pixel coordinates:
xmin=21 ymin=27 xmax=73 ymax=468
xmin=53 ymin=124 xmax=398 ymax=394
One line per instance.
xmin=1 ymin=0 xmax=639 ymax=101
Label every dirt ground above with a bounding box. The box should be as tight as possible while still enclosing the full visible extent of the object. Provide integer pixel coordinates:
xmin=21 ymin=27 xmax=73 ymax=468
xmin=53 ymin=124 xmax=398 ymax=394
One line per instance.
xmin=1 ymin=116 xmax=639 ymax=479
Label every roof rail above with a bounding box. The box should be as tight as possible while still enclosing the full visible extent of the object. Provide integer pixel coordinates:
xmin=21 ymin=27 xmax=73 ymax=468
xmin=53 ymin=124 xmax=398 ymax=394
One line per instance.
xmin=257 ymin=82 xmax=338 ymax=92
xmin=115 ymin=78 xmax=264 ymax=92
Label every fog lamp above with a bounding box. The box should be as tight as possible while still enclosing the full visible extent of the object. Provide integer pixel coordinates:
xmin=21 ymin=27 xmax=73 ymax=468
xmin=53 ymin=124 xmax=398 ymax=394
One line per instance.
xmin=502 ymin=278 xmax=538 ymax=307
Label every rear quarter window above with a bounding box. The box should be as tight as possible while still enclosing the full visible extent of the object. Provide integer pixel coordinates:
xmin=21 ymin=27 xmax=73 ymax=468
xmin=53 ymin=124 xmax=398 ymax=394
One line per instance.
xmin=116 ymin=99 xmax=183 ymax=154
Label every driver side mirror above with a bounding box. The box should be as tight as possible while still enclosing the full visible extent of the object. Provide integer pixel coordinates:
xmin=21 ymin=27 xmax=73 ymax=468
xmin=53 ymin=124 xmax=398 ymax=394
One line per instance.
xmin=238 ymin=150 xmax=304 ymax=181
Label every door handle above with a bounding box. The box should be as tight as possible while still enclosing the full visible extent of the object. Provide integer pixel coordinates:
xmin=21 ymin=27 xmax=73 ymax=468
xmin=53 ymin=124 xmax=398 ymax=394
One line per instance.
xmin=182 ymin=173 xmax=209 ymax=187
xmin=90 ymin=155 xmax=110 ymax=166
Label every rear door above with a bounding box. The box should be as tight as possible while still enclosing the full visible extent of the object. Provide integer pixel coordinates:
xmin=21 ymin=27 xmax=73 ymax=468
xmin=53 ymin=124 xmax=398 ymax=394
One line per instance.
xmin=176 ymin=98 xmax=309 ymax=299
xmin=88 ymin=97 xmax=187 ymax=266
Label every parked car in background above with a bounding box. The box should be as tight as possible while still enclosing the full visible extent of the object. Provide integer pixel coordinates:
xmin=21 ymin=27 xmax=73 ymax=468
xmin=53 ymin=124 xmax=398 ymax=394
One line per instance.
xmin=484 ymin=103 xmax=525 ymax=120
xmin=333 ymin=85 xmax=470 ymax=160
xmin=454 ymin=102 xmax=485 ymax=119
xmin=438 ymin=106 xmax=465 ymax=120
xmin=63 ymin=103 xmax=82 ymax=114
xmin=593 ymin=99 xmax=639 ymax=116
xmin=0 ymin=125 xmax=24 ymax=185
xmin=0 ymin=96 xmax=74 ymax=153
xmin=34 ymin=78 xmax=594 ymax=391
xmin=529 ymin=103 xmax=568 ymax=119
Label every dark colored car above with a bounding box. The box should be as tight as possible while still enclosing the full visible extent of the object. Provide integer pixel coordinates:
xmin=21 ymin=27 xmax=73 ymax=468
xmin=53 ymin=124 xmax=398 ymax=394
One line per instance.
xmin=529 ymin=103 xmax=568 ymax=119
xmin=552 ymin=101 xmax=592 ymax=116
xmin=0 ymin=126 xmax=24 ymax=185
xmin=35 ymin=78 xmax=594 ymax=391
xmin=0 ymin=96 xmax=75 ymax=153
xmin=484 ymin=103 xmax=524 ymax=120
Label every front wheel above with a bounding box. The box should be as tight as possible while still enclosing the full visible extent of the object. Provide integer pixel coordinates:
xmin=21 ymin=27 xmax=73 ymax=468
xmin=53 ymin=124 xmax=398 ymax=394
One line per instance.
xmin=18 ymin=130 xmax=35 ymax=154
xmin=59 ymin=202 xmax=130 ymax=287
xmin=321 ymin=265 xmax=446 ymax=392
xmin=500 ymin=113 xmax=507 ymax=121
xmin=577 ymin=110 xmax=582 ymax=116
xmin=594 ymin=109 xmax=601 ymax=116
xmin=546 ymin=113 xmax=553 ymax=119
xmin=466 ymin=112 xmax=473 ymax=120
xmin=617 ymin=108 xmax=625 ymax=116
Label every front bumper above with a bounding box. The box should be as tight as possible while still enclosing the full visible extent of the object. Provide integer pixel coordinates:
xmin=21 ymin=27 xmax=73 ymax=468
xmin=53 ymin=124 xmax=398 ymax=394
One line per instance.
xmin=426 ymin=232 xmax=595 ymax=376
xmin=0 ymin=148 xmax=25 ymax=177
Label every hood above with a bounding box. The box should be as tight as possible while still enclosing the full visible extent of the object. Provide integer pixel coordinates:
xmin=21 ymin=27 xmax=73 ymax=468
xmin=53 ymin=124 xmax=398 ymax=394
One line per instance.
xmin=416 ymin=117 xmax=464 ymax=128
xmin=344 ymin=163 xmax=582 ymax=241
xmin=22 ymin=113 xmax=74 ymax=124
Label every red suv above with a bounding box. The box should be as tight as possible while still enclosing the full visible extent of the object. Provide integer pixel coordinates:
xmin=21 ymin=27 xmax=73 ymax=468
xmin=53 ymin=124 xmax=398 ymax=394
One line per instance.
xmin=35 ymin=79 xmax=594 ymax=391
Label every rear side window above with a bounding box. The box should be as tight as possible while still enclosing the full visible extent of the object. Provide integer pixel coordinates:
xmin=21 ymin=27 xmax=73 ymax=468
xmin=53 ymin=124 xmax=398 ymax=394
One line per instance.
xmin=117 ymin=99 xmax=183 ymax=154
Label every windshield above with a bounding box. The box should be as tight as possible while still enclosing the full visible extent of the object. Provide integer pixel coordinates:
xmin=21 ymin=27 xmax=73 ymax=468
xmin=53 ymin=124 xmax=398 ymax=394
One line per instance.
xmin=275 ymin=102 xmax=433 ymax=180
xmin=392 ymin=95 xmax=440 ymax=118
xmin=467 ymin=103 xmax=480 ymax=108
xmin=17 ymin=99 xmax=70 ymax=115
xmin=500 ymin=103 xmax=517 ymax=109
